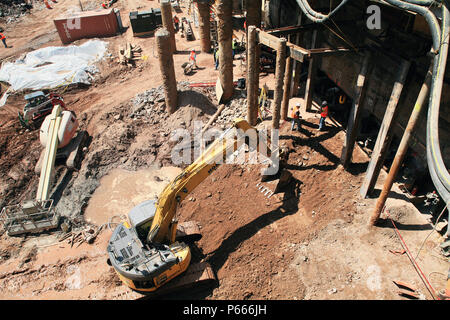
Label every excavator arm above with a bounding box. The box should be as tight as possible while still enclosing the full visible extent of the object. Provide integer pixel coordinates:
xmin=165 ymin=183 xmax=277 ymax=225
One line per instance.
xmin=147 ymin=118 xmax=278 ymax=244
xmin=107 ymin=118 xmax=283 ymax=293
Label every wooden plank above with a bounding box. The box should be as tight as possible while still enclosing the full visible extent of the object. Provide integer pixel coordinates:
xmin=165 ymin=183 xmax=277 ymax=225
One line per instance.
xmin=256 ymin=29 xmax=281 ymax=50
xmin=304 ymin=30 xmax=318 ymax=112
xmin=215 ymin=76 xmax=224 ymax=104
xmin=286 ymin=43 xmax=307 ymax=62
xmin=340 ymin=52 xmax=372 ymax=168
xmin=360 ymin=59 xmax=411 ymax=198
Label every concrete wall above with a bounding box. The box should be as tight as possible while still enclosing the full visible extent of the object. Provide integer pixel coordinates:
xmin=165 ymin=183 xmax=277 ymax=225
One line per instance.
xmin=319 ymin=32 xmax=450 ymax=168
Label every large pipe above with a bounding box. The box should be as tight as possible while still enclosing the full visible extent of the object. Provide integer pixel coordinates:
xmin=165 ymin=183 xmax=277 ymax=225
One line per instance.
xmin=272 ymin=37 xmax=287 ymax=129
xmin=246 ymin=0 xmax=262 ymax=28
xmin=281 ymin=57 xmax=293 ymax=120
xmin=247 ymin=25 xmax=258 ymax=126
xmin=216 ymin=0 xmax=234 ymax=102
xmin=156 ymin=28 xmax=178 ymax=114
xmin=370 ymin=64 xmax=433 ymax=225
xmin=197 ymin=1 xmax=211 ymax=53
xmin=160 ymin=0 xmax=177 ymax=53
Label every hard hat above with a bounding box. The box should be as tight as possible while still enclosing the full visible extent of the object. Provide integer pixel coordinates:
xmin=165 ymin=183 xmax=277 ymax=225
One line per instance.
xmin=296 ymin=103 xmax=301 ymax=107
xmin=322 ymin=101 xmax=327 ymax=106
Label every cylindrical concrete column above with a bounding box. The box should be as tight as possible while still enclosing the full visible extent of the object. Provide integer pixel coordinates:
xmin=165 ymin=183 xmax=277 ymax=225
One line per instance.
xmin=197 ymin=1 xmax=211 ymax=53
xmin=216 ymin=0 xmax=234 ymax=102
xmin=232 ymin=0 xmax=241 ymax=13
xmin=246 ymin=0 xmax=262 ymax=28
xmin=246 ymin=26 xmax=258 ymax=126
xmin=281 ymin=56 xmax=293 ymax=121
xmin=254 ymin=43 xmax=261 ymax=121
xmin=156 ymin=28 xmax=178 ymax=114
xmin=160 ymin=0 xmax=176 ymax=53
xmin=272 ymin=38 xmax=287 ymax=129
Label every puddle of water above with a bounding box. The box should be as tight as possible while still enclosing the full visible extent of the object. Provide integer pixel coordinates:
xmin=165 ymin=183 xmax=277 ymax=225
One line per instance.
xmin=84 ymin=166 xmax=182 ymax=226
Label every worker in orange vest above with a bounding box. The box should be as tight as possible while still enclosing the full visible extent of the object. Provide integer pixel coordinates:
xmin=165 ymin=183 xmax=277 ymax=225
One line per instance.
xmin=189 ymin=49 xmax=197 ymax=69
xmin=0 ymin=33 xmax=7 ymax=48
xmin=173 ymin=16 xmax=180 ymax=32
xmin=291 ymin=103 xmax=301 ymax=131
xmin=319 ymin=100 xmax=329 ymax=131
xmin=44 ymin=0 xmax=52 ymax=9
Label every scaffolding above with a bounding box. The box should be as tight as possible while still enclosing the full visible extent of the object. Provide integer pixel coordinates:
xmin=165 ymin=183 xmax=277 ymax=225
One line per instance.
xmin=0 ymin=199 xmax=60 ymax=236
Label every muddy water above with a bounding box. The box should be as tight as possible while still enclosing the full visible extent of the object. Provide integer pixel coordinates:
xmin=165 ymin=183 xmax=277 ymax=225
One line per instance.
xmin=84 ymin=166 xmax=182 ymax=226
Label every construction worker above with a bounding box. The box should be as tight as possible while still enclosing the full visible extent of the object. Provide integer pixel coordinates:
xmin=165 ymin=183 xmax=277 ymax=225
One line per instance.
xmin=189 ymin=49 xmax=197 ymax=69
xmin=173 ymin=15 xmax=180 ymax=32
xmin=0 ymin=32 xmax=7 ymax=48
xmin=291 ymin=103 xmax=301 ymax=131
xmin=214 ymin=47 xmax=219 ymax=70
xmin=232 ymin=38 xmax=237 ymax=60
xmin=44 ymin=0 xmax=52 ymax=9
xmin=318 ymin=100 xmax=329 ymax=131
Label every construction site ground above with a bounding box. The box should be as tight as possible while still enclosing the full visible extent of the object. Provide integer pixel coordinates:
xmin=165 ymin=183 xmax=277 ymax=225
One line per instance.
xmin=0 ymin=0 xmax=448 ymax=300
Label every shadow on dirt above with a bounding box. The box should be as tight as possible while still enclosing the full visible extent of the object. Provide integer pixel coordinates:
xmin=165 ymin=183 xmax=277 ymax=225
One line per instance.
xmin=158 ymin=177 xmax=303 ymax=299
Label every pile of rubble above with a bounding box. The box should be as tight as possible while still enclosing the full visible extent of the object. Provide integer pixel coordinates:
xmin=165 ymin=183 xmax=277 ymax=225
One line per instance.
xmin=215 ymin=96 xmax=247 ymax=127
xmin=129 ymin=81 xmax=191 ymax=122
xmin=0 ymin=0 xmax=32 ymax=21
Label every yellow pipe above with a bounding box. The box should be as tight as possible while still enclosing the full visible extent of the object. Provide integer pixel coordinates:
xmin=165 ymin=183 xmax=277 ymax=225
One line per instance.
xmin=36 ymin=105 xmax=62 ymax=202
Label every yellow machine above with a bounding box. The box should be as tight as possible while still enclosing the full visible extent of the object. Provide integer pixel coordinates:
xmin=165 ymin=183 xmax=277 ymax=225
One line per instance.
xmin=107 ymin=119 xmax=286 ymax=293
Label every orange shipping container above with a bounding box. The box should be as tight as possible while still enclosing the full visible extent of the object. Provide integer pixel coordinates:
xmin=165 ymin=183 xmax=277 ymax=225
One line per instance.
xmin=54 ymin=9 xmax=119 ymax=44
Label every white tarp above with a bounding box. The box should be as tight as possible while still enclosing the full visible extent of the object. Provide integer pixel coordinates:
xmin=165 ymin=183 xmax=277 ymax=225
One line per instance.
xmin=0 ymin=40 xmax=108 ymax=105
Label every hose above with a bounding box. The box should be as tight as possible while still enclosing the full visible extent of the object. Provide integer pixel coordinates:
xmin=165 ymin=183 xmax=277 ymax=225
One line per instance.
xmin=365 ymin=0 xmax=450 ymax=229
xmin=382 ymin=0 xmax=441 ymax=52
xmin=426 ymin=4 xmax=450 ymax=202
xmin=295 ymin=0 xmax=352 ymax=23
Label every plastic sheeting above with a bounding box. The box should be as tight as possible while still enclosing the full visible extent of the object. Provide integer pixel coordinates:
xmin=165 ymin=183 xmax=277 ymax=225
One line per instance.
xmin=0 ymin=40 xmax=108 ymax=105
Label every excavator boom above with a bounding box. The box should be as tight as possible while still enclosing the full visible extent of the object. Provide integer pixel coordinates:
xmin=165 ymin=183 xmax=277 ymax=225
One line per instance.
xmin=107 ymin=119 xmax=284 ymax=293
xmin=148 ymin=118 xmax=278 ymax=244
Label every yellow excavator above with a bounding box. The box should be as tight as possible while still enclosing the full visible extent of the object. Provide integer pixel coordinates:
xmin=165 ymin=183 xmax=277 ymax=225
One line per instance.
xmin=107 ymin=119 xmax=290 ymax=293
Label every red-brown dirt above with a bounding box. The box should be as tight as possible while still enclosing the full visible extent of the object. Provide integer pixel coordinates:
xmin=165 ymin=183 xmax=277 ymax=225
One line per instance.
xmin=0 ymin=0 xmax=447 ymax=301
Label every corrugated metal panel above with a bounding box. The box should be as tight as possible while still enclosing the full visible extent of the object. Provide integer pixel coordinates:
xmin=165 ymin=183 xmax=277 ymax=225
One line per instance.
xmin=54 ymin=9 xmax=119 ymax=44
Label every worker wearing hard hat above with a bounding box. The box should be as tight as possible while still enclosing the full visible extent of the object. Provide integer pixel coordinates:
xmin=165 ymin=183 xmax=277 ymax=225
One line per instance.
xmin=189 ymin=50 xmax=197 ymax=69
xmin=318 ymin=100 xmax=329 ymax=131
xmin=291 ymin=103 xmax=302 ymax=131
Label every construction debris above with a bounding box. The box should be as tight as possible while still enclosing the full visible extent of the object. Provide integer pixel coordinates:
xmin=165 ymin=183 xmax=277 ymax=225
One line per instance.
xmin=58 ymin=224 xmax=105 ymax=247
xmin=118 ymin=43 xmax=145 ymax=66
